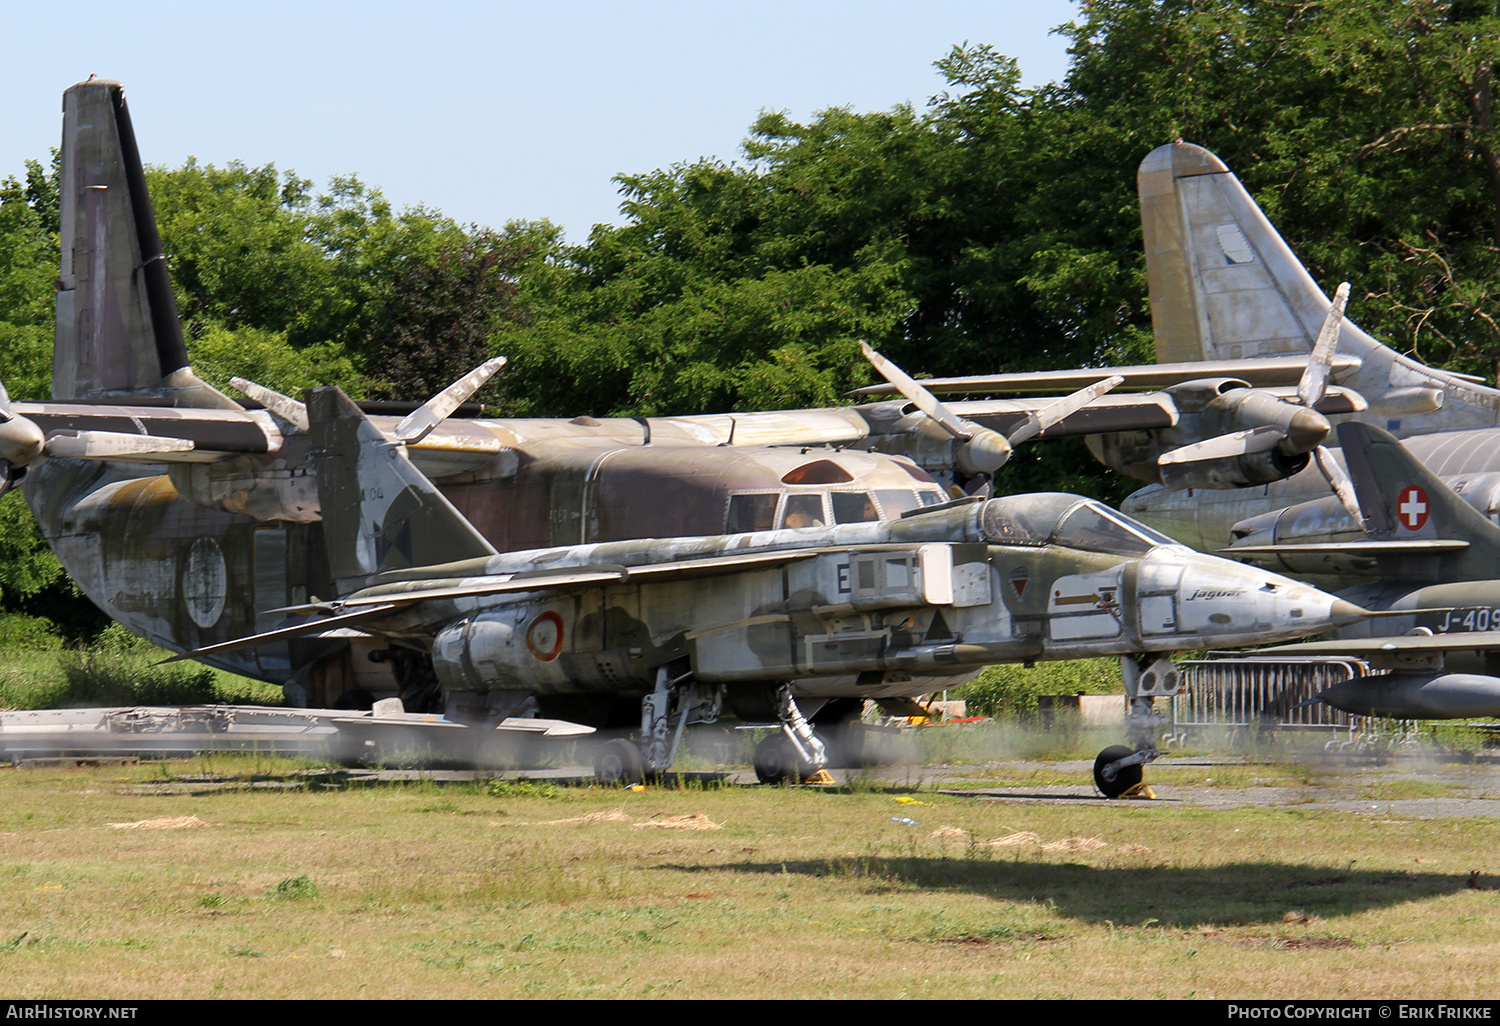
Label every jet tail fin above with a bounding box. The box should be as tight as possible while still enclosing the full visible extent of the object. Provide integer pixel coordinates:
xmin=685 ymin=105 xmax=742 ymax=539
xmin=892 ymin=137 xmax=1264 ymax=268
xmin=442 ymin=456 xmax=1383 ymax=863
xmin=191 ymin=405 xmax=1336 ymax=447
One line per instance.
xmin=308 ymin=385 xmax=498 ymax=588
xmin=1337 ymin=422 xmax=1500 ymax=560
xmin=55 ymin=79 xmax=236 ymax=409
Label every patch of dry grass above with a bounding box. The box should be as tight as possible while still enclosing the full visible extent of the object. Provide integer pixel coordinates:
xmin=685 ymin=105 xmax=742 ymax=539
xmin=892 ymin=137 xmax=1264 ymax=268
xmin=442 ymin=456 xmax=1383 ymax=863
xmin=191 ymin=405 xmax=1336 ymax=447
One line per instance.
xmin=0 ymin=762 xmax=1497 ymax=998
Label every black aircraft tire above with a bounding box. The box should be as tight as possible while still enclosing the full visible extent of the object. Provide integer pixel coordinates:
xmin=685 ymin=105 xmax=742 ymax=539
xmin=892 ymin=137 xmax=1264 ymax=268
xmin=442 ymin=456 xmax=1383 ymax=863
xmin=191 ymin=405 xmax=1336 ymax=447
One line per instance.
xmin=1093 ymin=744 xmax=1142 ymax=799
xmin=753 ymin=734 xmax=806 ymax=785
xmin=594 ymin=739 xmax=644 ymax=786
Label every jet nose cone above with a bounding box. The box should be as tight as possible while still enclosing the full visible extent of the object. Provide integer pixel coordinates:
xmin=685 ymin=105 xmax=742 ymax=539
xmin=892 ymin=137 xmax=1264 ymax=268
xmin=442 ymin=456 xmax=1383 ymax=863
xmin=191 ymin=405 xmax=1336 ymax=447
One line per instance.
xmin=1283 ymin=407 xmax=1330 ymax=454
xmin=1153 ymin=554 xmax=1352 ymax=648
xmin=1329 ymin=599 xmax=1369 ymax=627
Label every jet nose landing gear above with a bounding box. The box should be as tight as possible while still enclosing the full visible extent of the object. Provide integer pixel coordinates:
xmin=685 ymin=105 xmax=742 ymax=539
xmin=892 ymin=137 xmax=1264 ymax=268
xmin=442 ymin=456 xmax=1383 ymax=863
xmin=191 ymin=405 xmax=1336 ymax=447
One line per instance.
xmin=1093 ymin=744 xmax=1147 ymax=798
xmin=1092 ymin=654 xmax=1178 ymax=798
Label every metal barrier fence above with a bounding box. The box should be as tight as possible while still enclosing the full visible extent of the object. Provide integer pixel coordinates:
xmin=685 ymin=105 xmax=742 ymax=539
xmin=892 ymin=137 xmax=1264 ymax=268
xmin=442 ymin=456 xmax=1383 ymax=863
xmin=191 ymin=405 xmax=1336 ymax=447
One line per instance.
xmin=1169 ymin=655 xmax=1417 ymax=748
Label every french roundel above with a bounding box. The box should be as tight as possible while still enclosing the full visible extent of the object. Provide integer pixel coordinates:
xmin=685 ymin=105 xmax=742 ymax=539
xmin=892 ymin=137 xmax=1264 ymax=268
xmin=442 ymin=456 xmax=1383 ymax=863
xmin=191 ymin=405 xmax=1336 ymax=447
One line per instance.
xmin=1396 ymin=485 xmax=1429 ymax=531
xmin=525 ymin=611 xmax=565 ymax=661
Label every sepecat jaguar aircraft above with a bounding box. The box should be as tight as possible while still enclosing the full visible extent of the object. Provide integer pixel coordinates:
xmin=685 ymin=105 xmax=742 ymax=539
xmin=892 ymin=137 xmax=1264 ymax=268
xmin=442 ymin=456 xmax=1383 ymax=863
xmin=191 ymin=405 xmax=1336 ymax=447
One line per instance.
xmin=0 ymin=81 xmax=1373 ymax=789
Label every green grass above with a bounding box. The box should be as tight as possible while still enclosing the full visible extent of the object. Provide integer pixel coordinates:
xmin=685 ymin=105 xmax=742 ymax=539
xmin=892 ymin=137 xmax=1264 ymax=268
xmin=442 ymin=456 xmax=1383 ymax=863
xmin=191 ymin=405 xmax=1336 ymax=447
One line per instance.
xmin=0 ymin=758 xmax=1495 ymax=998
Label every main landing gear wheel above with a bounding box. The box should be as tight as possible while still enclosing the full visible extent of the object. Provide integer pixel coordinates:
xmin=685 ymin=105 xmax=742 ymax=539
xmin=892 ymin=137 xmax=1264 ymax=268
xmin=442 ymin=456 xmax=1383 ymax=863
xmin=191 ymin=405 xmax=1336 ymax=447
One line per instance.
xmin=594 ymin=739 xmax=644 ymax=785
xmin=1094 ymin=744 xmax=1142 ymax=799
xmin=753 ymin=734 xmax=808 ymax=785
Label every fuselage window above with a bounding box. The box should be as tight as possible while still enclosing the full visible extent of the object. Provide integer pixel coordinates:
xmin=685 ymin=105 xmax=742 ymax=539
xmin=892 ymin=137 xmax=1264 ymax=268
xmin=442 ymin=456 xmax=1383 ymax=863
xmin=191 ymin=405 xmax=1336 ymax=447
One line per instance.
xmin=832 ymin=491 xmax=879 ymax=524
xmin=781 ymin=493 xmax=827 ymax=529
xmin=726 ymin=492 xmax=780 ymax=534
xmin=873 ymin=489 xmax=918 ymax=518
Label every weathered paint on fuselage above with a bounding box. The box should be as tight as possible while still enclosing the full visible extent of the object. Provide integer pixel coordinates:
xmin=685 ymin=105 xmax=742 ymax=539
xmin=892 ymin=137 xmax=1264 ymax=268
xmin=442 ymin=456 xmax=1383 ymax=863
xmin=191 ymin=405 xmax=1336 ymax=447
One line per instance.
xmin=24 ymin=457 xmax=339 ymax=686
xmin=349 ymin=496 xmax=1353 ymax=709
xmin=440 ymin=439 xmax=944 ymax=551
xmin=1123 ymin=426 xmax=1500 ymax=555
xmin=22 ymin=428 xmax=947 ymax=703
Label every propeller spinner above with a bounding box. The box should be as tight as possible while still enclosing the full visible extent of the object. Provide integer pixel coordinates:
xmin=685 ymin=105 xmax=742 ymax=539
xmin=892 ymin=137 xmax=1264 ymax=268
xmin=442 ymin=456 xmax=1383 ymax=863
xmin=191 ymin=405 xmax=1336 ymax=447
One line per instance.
xmin=860 ymin=342 xmax=1122 ymax=479
xmin=0 ymin=383 xmax=43 ymax=497
xmin=1156 ymin=282 xmax=1365 ymax=522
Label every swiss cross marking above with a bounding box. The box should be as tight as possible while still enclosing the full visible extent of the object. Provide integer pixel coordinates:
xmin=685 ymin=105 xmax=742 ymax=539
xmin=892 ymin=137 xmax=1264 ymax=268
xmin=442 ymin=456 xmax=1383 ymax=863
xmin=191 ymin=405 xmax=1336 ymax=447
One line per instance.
xmin=1397 ymin=485 xmax=1429 ymax=531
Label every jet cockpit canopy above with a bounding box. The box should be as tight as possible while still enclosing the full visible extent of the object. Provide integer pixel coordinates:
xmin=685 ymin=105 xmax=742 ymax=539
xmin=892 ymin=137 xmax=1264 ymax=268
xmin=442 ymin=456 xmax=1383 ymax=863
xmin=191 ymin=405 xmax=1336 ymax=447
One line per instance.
xmin=980 ymin=493 xmax=1182 ymax=554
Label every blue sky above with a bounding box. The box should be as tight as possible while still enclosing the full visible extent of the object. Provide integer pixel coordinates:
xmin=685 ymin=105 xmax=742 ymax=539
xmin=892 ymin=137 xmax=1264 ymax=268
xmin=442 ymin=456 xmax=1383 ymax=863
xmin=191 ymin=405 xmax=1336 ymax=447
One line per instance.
xmin=4 ymin=1 xmax=1080 ymax=242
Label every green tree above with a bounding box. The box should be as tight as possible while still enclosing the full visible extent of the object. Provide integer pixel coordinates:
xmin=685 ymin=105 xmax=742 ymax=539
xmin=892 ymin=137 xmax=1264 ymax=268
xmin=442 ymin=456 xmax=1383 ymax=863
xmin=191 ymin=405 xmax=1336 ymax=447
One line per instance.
xmin=365 ymin=227 xmax=533 ymax=400
xmin=0 ymin=160 xmax=60 ymax=403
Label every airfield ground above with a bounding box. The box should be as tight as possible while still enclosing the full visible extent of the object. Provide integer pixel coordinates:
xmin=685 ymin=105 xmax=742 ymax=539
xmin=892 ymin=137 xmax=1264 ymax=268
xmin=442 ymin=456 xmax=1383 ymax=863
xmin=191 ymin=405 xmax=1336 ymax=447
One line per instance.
xmin=1 ymin=734 xmax=1498 ymax=999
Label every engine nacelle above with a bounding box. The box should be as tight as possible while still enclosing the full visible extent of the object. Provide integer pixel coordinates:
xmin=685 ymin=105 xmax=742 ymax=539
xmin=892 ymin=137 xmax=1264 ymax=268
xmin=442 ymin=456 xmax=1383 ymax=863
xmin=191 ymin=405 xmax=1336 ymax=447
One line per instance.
xmin=1157 ymin=447 xmax=1310 ymax=491
xmin=1085 ymin=377 xmax=1351 ymax=489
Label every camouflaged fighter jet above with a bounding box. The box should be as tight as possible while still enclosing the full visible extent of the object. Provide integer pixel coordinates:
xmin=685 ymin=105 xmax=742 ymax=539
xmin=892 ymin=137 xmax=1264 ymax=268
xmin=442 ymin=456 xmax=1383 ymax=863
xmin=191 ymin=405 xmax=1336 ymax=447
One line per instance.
xmin=1207 ymin=422 xmax=1500 ymax=723
xmin=1 ymin=80 xmax=1368 ymax=792
xmin=143 ymin=382 xmax=1363 ymax=791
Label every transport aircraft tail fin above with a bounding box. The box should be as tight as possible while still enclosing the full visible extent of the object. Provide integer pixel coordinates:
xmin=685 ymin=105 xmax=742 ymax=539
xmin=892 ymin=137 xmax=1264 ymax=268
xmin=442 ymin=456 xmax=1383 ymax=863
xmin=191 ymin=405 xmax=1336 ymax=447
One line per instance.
xmin=54 ymin=78 xmax=236 ymax=409
xmin=1138 ymin=142 xmax=1394 ymax=365
xmin=1137 ymin=141 xmax=1500 ymax=434
xmin=307 ymin=385 xmax=497 ymax=587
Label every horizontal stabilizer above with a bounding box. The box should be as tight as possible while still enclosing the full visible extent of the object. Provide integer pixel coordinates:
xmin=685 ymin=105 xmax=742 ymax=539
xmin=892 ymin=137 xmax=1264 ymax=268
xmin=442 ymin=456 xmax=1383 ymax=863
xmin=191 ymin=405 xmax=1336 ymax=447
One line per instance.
xmin=160 ymin=603 xmax=402 ymax=662
xmin=308 ymin=385 xmax=497 ymax=585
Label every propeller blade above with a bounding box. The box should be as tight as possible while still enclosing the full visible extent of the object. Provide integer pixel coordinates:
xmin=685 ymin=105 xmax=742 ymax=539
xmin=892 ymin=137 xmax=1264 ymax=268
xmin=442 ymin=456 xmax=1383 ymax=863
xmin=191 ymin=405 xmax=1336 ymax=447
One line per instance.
xmin=231 ymin=377 xmax=310 ymax=432
xmin=0 ymin=463 xmax=23 ymax=499
xmin=1314 ymin=444 xmax=1367 ymax=530
xmin=395 ymin=356 xmax=508 ymax=444
xmin=859 ymin=342 xmax=972 ymax=441
xmin=1006 ymin=374 xmax=1124 ymax=446
xmin=1158 ymin=425 xmax=1286 ymax=467
xmin=1297 ymin=281 xmax=1351 ymax=408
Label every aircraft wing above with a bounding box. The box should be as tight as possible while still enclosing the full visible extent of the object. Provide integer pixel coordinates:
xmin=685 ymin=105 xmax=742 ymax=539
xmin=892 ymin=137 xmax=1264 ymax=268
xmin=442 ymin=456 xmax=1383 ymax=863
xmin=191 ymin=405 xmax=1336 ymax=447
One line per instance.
xmin=340 ymin=549 xmax=826 ymax=608
xmin=1223 ymin=540 xmax=1470 ymax=555
xmin=161 ymin=603 xmax=406 ymax=662
xmin=1258 ymin=631 xmax=1500 ymax=657
xmin=846 ymin=355 xmax=1365 ymax=397
xmin=172 ymin=549 xmax=831 ymax=660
